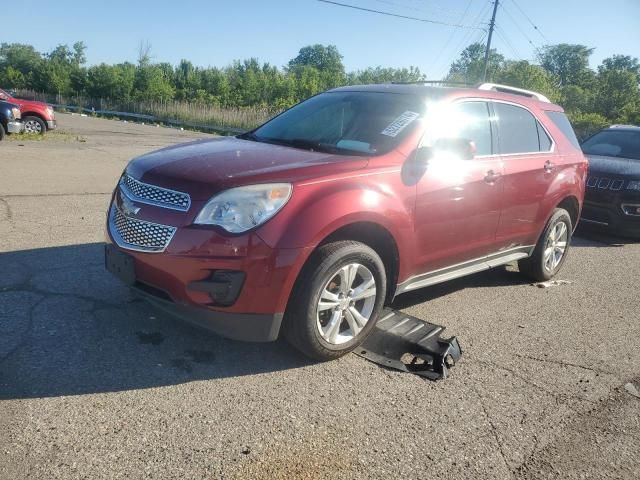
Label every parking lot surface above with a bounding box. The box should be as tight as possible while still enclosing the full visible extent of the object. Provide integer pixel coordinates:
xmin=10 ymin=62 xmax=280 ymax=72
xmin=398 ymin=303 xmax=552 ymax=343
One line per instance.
xmin=1 ymin=114 xmax=639 ymax=479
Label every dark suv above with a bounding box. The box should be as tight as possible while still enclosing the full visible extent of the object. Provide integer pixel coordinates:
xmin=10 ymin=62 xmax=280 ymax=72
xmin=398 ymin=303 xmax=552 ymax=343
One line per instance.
xmin=105 ymin=83 xmax=587 ymax=360
xmin=581 ymin=125 xmax=640 ymax=236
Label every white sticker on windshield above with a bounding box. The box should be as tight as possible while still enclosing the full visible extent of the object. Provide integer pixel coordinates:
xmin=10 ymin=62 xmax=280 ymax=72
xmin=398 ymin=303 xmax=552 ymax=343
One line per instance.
xmin=381 ymin=111 xmax=420 ymax=137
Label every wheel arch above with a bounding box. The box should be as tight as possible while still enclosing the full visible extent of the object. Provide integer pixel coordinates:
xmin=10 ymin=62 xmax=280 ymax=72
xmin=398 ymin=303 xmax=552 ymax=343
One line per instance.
xmin=318 ymin=221 xmax=400 ymax=304
xmin=556 ymin=195 xmax=580 ymax=230
xmin=22 ymin=111 xmax=46 ymax=121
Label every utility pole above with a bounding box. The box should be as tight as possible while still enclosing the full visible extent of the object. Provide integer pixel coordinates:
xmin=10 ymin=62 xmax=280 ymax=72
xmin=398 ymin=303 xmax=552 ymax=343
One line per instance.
xmin=482 ymin=0 xmax=499 ymax=82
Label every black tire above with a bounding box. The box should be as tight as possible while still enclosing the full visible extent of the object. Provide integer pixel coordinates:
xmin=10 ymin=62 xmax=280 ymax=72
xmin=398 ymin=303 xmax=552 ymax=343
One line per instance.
xmin=0 ymin=123 xmax=5 ymax=141
xmin=283 ymin=241 xmax=387 ymax=361
xmin=519 ymin=208 xmax=573 ymax=282
xmin=23 ymin=115 xmax=46 ymax=135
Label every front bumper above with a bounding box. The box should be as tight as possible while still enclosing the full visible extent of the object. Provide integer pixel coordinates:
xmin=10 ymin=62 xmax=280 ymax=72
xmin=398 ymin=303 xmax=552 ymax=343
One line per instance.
xmin=581 ymin=189 xmax=640 ymax=237
xmin=7 ymin=121 xmax=23 ymax=134
xmin=134 ymin=281 xmax=283 ymax=341
xmin=105 ymin=199 xmax=310 ymax=342
xmin=47 ymin=119 xmax=57 ymax=130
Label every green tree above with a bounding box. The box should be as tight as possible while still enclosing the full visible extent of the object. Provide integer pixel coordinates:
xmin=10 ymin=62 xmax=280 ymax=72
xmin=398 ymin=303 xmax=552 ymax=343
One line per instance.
xmin=446 ymin=42 xmax=505 ymax=84
xmin=538 ymin=44 xmax=594 ymax=87
xmin=594 ymin=69 xmax=640 ymax=121
xmin=0 ymin=43 xmax=42 ymax=76
xmin=495 ymin=60 xmax=558 ymax=102
xmin=348 ymin=66 xmax=425 ymax=85
xmin=0 ymin=65 xmax=27 ymax=89
xmin=288 ymin=44 xmax=346 ymax=90
xmin=558 ymin=85 xmax=594 ymax=114
xmin=134 ymin=64 xmax=175 ymax=101
xmin=599 ymin=55 xmax=640 ymax=79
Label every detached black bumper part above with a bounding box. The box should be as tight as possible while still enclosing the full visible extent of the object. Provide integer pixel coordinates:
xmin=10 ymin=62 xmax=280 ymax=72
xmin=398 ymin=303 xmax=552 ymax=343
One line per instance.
xmin=355 ymin=308 xmax=462 ymax=380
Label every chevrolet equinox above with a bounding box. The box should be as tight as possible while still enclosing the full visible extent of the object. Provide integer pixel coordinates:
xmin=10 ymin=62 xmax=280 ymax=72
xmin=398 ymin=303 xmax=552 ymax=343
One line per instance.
xmin=105 ymin=83 xmax=587 ymax=360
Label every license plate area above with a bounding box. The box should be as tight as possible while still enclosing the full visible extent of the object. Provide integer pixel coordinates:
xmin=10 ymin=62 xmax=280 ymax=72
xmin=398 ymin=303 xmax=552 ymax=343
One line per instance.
xmin=105 ymin=244 xmax=136 ymax=285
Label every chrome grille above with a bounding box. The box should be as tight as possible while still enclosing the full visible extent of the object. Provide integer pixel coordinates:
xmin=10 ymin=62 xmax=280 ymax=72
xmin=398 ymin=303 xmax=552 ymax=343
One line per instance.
xmin=110 ymin=206 xmax=176 ymax=252
xmin=587 ymin=176 xmax=625 ymax=191
xmin=120 ymin=175 xmax=191 ymax=211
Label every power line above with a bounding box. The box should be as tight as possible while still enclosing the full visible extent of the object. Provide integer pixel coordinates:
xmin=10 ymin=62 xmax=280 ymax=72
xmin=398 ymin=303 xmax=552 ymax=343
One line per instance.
xmin=430 ymin=0 xmax=474 ymax=73
xmin=495 ymin=26 xmax=522 ymax=59
xmin=447 ymin=1 xmax=492 ymax=61
xmin=500 ymin=2 xmax=537 ymax=49
xmin=436 ymin=0 xmax=492 ymax=79
xmin=509 ymin=0 xmax=549 ymax=43
xmin=316 ymin=0 xmax=483 ymax=29
xmin=370 ymin=0 xmax=466 ymax=18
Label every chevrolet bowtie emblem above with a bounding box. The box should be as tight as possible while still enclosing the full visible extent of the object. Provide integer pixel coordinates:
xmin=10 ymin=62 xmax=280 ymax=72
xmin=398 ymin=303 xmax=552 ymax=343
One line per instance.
xmin=120 ymin=191 xmax=141 ymax=216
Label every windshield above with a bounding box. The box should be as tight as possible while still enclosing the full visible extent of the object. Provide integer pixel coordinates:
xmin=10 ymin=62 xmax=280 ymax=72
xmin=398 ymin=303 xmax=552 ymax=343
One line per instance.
xmin=243 ymin=91 xmax=425 ymax=156
xmin=582 ymin=129 xmax=640 ymax=161
xmin=0 ymin=89 xmax=10 ymax=100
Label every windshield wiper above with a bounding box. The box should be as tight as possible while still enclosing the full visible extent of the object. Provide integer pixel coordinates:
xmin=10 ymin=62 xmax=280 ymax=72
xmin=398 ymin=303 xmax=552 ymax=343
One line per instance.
xmin=237 ymin=131 xmax=261 ymax=142
xmin=242 ymin=135 xmax=371 ymax=156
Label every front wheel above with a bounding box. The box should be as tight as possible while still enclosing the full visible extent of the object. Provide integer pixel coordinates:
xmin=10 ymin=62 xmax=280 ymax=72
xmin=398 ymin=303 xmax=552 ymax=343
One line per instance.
xmin=0 ymin=123 xmax=5 ymax=141
xmin=23 ymin=116 xmax=46 ymax=135
xmin=283 ymin=241 xmax=387 ymax=361
xmin=519 ymin=208 xmax=573 ymax=282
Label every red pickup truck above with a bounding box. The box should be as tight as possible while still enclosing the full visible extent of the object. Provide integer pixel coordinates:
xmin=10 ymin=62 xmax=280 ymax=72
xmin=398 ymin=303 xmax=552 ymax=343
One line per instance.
xmin=0 ymin=89 xmax=56 ymax=134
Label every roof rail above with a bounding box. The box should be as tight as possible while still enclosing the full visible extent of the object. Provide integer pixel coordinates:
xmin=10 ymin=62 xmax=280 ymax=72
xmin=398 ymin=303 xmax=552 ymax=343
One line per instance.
xmin=476 ymin=83 xmax=551 ymax=103
xmin=390 ymin=80 xmax=471 ymax=86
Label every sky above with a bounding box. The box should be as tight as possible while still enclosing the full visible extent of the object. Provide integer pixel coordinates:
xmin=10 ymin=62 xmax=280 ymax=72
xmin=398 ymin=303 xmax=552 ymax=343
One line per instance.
xmin=4 ymin=0 xmax=640 ymax=79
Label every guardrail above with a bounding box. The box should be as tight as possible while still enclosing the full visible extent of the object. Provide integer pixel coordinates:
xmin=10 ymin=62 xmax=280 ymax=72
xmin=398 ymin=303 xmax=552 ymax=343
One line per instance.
xmin=50 ymin=104 xmax=248 ymax=135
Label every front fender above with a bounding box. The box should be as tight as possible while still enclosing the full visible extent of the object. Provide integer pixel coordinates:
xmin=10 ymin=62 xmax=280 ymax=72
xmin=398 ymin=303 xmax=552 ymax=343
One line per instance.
xmin=257 ymin=173 xmax=416 ymax=314
xmin=257 ymin=171 xmax=416 ymax=273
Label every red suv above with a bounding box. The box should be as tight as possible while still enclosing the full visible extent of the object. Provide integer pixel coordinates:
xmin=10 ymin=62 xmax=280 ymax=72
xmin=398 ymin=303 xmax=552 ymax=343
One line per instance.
xmin=105 ymin=83 xmax=587 ymax=360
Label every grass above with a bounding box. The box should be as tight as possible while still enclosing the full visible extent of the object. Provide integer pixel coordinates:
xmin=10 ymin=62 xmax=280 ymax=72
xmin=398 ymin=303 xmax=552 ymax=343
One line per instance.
xmin=14 ymin=90 xmax=278 ymax=133
xmin=6 ymin=129 xmax=80 ymax=143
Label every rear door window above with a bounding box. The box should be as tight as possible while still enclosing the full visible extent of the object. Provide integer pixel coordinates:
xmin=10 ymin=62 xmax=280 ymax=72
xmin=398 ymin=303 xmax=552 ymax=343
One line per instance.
xmin=494 ymin=102 xmax=542 ymax=154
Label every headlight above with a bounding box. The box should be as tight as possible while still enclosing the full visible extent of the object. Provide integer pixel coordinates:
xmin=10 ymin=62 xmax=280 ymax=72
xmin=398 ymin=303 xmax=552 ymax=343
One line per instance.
xmin=11 ymin=107 xmax=20 ymax=120
xmin=46 ymin=106 xmax=55 ymax=118
xmin=194 ymin=183 xmax=292 ymax=233
xmin=627 ymin=181 xmax=640 ymax=191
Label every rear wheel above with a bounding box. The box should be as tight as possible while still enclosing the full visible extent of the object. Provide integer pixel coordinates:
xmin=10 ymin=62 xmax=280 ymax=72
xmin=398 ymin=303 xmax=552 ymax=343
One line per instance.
xmin=283 ymin=241 xmax=387 ymax=361
xmin=23 ymin=116 xmax=46 ymax=135
xmin=519 ymin=208 xmax=572 ymax=282
xmin=0 ymin=124 xmax=5 ymax=141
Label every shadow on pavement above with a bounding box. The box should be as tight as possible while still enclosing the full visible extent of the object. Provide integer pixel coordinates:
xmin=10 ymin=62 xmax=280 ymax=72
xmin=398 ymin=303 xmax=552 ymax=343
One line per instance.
xmin=0 ymin=243 xmax=313 ymax=400
xmin=574 ymin=225 xmax=640 ymax=247
xmin=391 ymin=265 xmax=530 ymax=310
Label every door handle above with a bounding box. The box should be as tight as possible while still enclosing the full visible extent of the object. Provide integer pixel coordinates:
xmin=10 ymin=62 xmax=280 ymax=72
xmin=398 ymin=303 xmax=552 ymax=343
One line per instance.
xmin=484 ymin=170 xmax=501 ymax=183
xmin=544 ymin=160 xmax=555 ymax=173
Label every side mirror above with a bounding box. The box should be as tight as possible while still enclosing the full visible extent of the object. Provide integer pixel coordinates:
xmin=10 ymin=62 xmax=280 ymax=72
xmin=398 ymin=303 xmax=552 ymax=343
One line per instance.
xmin=433 ymin=138 xmax=476 ymax=160
xmin=413 ymin=146 xmax=433 ymax=164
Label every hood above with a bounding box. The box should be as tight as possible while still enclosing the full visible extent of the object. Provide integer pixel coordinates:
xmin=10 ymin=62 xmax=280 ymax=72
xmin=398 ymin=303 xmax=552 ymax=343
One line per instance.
xmin=0 ymin=100 xmax=18 ymax=110
xmin=586 ymin=154 xmax=640 ymax=176
xmin=126 ymin=137 xmax=369 ymax=200
xmin=10 ymin=97 xmax=49 ymax=109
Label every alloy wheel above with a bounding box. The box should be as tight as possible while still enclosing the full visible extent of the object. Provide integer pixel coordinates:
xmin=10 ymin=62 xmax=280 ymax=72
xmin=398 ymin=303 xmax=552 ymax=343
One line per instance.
xmin=543 ymin=221 xmax=568 ymax=273
xmin=24 ymin=120 xmax=43 ymax=134
xmin=316 ymin=263 xmax=377 ymax=345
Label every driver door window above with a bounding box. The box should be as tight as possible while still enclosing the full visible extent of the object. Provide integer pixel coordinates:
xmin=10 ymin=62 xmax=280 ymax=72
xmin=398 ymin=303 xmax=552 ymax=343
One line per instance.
xmin=448 ymin=101 xmax=494 ymax=156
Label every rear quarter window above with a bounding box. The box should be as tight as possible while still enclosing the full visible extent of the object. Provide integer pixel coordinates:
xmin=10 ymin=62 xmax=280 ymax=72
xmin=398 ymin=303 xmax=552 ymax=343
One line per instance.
xmin=546 ymin=111 xmax=581 ymax=150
